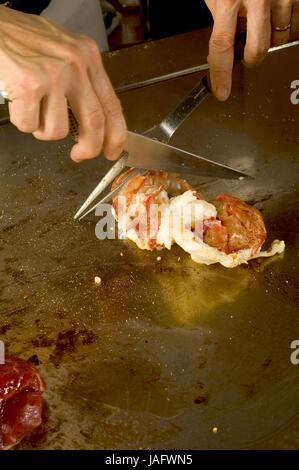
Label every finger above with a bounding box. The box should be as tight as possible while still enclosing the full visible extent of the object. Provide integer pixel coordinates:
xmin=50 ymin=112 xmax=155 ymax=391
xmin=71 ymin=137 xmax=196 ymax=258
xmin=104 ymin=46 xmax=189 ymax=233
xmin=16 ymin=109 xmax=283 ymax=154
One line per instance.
xmin=244 ymin=0 xmax=271 ymax=67
xmin=9 ymin=98 xmax=41 ymax=134
xmin=84 ymin=40 xmax=127 ymax=161
xmin=33 ymin=94 xmax=69 ymax=141
xmin=68 ymin=79 xmax=105 ymax=163
xmin=290 ymin=1 xmax=299 ymax=40
xmin=91 ymin=70 xmax=127 ymax=161
xmin=208 ymin=1 xmax=239 ymax=101
xmin=272 ymin=0 xmax=293 ymax=46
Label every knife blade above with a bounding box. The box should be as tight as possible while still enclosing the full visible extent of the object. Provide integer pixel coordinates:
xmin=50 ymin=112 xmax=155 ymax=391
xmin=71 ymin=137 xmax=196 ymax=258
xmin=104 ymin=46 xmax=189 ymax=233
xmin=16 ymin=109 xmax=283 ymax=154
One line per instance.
xmin=125 ymin=131 xmax=250 ymax=180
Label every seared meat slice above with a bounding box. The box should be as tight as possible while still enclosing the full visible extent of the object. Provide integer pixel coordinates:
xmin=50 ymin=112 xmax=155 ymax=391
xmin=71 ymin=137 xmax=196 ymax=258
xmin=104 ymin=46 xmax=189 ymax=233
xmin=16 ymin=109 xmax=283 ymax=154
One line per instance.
xmin=0 ymin=357 xmax=45 ymax=450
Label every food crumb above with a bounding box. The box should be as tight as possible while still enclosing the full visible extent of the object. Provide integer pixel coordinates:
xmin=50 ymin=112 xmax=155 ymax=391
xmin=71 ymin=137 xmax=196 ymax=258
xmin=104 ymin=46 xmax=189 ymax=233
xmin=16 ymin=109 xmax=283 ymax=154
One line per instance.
xmin=157 ymin=257 xmax=162 ymax=262
xmin=120 ymin=252 xmax=124 ymax=257
xmin=212 ymin=427 xmax=219 ymax=434
xmin=94 ymin=277 xmax=102 ymax=285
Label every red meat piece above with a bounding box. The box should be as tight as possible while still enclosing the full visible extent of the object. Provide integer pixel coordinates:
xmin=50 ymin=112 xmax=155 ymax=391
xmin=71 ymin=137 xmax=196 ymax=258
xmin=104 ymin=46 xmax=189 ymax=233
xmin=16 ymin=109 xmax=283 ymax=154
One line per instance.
xmin=0 ymin=357 xmax=45 ymax=450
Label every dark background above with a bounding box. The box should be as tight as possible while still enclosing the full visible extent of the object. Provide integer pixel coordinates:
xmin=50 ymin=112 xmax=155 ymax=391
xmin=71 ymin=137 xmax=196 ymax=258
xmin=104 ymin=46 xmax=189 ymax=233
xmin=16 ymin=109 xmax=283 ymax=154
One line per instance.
xmin=0 ymin=0 xmax=51 ymax=15
xmin=140 ymin=0 xmax=213 ymax=39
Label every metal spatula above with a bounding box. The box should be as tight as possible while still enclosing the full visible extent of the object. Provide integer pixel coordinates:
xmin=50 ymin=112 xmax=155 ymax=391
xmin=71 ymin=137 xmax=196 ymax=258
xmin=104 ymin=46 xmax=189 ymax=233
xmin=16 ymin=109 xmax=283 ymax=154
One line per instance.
xmin=73 ymin=75 xmax=250 ymax=220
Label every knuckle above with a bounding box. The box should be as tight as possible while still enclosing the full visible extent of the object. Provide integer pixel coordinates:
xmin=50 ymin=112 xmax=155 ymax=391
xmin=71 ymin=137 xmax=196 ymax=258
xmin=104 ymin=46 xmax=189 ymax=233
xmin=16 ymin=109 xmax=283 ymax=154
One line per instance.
xmin=105 ymin=96 xmax=123 ymax=119
xmin=247 ymin=42 xmax=269 ymax=63
xmin=210 ymin=33 xmax=234 ymax=54
xmin=17 ymin=73 xmax=42 ymax=99
xmin=87 ymin=108 xmax=105 ymax=130
xmin=60 ymin=43 xmax=83 ymax=68
xmin=106 ymin=130 xmax=126 ymax=153
xmin=257 ymin=0 xmax=271 ymax=19
xmin=80 ymin=35 xmax=101 ymax=59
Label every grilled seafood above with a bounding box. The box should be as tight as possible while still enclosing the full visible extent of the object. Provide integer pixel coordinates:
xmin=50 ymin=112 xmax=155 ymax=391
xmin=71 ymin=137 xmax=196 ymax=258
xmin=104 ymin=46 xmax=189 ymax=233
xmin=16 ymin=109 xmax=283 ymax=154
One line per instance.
xmin=112 ymin=171 xmax=285 ymax=267
xmin=112 ymin=170 xmax=199 ymax=251
xmin=205 ymin=194 xmax=267 ymax=255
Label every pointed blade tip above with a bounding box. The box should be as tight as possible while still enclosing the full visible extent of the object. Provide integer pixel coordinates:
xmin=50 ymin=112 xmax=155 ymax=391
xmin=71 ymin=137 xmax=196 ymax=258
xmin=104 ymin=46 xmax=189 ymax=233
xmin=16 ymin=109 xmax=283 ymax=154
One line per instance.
xmin=74 ymin=210 xmax=82 ymax=220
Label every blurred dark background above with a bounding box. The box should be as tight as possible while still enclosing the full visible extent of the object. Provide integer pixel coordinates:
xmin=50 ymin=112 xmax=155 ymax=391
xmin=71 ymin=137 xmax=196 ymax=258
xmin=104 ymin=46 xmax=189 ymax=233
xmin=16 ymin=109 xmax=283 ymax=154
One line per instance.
xmin=108 ymin=0 xmax=213 ymax=50
xmin=140 ymin=0 xmax=213 ymax=40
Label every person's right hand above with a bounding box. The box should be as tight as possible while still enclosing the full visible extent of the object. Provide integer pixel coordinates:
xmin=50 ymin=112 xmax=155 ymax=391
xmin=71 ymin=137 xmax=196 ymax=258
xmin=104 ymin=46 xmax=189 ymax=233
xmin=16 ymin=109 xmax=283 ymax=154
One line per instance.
xmin=0 ymin=5 xmax=127 ymax=162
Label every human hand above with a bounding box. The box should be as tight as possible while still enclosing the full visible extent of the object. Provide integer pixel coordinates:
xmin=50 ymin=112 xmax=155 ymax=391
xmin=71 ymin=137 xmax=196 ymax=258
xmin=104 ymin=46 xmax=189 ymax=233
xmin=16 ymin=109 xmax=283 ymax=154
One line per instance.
xmin=0 ymin=6 xmax=127 ymax=162
xmin=205 ymin=0 xmax=295 ymax=102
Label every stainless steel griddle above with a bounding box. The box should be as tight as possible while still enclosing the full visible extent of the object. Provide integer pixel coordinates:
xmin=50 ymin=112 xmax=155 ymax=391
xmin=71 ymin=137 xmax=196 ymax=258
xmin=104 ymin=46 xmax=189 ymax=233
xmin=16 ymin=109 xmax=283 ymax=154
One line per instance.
xmin=0 ymin=29 xmax=298 ymax=450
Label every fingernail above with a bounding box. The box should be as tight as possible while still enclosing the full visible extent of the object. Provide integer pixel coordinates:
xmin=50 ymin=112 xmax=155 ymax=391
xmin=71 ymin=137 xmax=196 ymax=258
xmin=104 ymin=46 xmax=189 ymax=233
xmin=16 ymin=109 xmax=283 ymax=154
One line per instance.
xmin=216 ymin=86 xmax=229 ymax=101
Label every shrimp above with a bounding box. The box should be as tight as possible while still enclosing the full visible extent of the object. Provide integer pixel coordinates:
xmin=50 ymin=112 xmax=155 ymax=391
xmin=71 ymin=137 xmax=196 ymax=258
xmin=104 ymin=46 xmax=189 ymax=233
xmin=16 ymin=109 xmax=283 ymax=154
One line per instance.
xmin=112 ymin=170 xmax=199 ymax=251
xmin=112 ymin=169 xmax=195 ymax=203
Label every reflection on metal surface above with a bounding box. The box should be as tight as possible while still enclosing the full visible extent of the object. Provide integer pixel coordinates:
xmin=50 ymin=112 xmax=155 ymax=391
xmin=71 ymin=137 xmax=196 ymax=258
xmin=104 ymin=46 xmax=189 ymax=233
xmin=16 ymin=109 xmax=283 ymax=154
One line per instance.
xmin=115 ymin=40 xmax=299 ymax=95
xmin=0 ymin=31 xmax=299 ymax=450
xmin=116 ymin=64 xmax=210 ymax=94
xmin=127 ymin=244 xmax=251 ymax=325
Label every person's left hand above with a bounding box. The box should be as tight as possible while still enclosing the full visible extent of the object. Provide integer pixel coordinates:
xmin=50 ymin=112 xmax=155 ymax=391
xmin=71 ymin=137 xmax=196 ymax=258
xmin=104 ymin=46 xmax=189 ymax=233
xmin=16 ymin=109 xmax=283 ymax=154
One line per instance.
xmin=205 ymin=0 xmax=295 ymax=101
xmin=272 ymin=0 xmax=294 ymax=46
